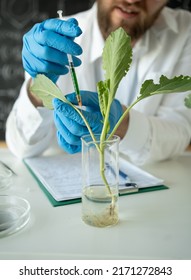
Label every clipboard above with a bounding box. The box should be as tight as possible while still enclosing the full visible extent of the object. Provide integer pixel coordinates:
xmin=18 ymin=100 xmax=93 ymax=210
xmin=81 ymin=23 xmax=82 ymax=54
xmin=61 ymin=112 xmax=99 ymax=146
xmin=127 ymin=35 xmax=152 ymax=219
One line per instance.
xmin=24 ymin=154 xmax=168 ymax=207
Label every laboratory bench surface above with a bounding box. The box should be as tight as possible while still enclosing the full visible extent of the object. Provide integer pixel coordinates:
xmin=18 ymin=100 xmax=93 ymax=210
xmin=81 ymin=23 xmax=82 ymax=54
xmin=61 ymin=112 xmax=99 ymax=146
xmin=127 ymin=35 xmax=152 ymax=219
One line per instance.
xmin=0 ymin=146 xmax=191 ymax=260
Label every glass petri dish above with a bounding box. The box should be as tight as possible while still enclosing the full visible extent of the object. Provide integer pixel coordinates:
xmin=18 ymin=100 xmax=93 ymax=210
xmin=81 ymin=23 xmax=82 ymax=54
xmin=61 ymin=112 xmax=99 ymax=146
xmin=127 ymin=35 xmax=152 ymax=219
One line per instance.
xmin=0 ymin=162 xmax=13 ymax=191
xmin=0 ymin=195 xmax=30 ymax=238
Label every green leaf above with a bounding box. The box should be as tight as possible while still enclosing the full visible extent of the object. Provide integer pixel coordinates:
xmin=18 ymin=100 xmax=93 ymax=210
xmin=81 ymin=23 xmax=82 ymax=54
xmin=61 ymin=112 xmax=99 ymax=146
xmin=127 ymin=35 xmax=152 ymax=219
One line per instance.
xmin=139 ymin=75 xmax=191 ymax=99
xmin=30 ymin=74 xmax=67 ymax=109
xmin=185 ymin=94 xmax=191 ymax=108
xmin=97 ymin=80 xmax=110 ymax=118
xmin=102 ymin=27 xmax=132 ymax=99
xmin=97 ymin=27 xmax=133 ymax=143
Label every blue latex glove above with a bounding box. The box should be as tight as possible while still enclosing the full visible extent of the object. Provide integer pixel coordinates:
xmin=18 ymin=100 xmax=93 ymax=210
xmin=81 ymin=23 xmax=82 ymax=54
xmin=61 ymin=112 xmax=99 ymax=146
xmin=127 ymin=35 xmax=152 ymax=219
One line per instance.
xmin=53 ymin=91 xmax=123 ymax=154
xmin=22 ymin=18 xmax=82 ymax=83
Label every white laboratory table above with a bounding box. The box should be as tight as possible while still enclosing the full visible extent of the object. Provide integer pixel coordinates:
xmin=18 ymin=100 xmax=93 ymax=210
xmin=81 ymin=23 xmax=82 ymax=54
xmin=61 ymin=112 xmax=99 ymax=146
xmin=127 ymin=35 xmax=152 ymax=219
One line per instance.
xmin=0 ymin=147 xmax=191 ymax=260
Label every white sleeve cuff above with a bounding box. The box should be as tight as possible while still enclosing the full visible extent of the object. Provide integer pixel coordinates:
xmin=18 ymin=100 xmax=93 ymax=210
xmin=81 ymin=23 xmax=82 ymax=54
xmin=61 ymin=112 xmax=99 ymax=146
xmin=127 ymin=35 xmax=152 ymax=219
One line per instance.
xmin=15 ymin=79 xmax=53 ymax=142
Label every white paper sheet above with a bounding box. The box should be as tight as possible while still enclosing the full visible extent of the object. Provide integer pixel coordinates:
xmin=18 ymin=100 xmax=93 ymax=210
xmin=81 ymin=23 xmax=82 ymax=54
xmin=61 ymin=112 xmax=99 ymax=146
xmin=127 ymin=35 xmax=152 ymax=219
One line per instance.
xmin=25 ymin=153 xmax=164 ymax=201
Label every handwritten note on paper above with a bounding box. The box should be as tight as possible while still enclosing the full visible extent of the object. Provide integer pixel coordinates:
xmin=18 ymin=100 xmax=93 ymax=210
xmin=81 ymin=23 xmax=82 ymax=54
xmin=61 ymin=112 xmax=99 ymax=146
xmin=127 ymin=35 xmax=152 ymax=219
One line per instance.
xmin=25 ymin=153 xmax=164 ymax=202
xmin=25 ymin=153 xmax=83 ymax=201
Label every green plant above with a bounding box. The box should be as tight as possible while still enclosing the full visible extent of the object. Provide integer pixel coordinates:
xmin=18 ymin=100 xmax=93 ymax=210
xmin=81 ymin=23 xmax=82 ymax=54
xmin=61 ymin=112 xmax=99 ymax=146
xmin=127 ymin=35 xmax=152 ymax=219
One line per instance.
xmin=30 ymin=27 xmax=191 ymax=211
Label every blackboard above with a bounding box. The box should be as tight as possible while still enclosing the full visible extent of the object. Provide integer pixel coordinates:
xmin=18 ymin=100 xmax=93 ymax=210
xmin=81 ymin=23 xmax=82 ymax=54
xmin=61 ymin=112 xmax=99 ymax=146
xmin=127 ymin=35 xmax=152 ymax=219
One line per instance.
xmin=0 ymin=0 xmax=94 ymax=140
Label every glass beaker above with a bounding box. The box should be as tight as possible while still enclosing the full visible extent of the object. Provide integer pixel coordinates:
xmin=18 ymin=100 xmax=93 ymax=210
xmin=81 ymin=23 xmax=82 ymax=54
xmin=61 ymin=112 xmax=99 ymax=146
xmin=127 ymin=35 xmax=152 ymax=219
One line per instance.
xmin=81 ymin=134 xmax=120 ymax=227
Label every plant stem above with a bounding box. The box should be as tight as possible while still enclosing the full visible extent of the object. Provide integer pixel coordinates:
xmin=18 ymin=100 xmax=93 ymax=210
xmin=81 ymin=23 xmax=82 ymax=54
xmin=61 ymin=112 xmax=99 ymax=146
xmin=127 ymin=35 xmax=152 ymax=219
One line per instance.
xmin=99 ymin=142 xmax=115 ymax=213
xmin=99 ymin=143 xmax=112 ymax=195
xmin=99 ymin=100 xmax=116 ymax=211
xmin=100 ymin=100 xmax=112 ymax=143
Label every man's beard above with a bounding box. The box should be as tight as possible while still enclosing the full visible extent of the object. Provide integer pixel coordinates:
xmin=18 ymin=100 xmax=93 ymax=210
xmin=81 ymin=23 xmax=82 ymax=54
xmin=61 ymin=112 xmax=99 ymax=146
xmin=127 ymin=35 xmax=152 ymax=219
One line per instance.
xmin=97 ymin=6 xmax=165 ymax=42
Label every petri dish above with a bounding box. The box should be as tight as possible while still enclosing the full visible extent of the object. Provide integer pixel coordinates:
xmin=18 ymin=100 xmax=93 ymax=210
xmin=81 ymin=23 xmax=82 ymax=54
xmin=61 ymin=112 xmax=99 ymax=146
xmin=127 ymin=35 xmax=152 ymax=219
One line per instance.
xmin=0 ymin=195 xmax=30 ymax=237
xmin=0 ymin=162 xmax=13 ymax=191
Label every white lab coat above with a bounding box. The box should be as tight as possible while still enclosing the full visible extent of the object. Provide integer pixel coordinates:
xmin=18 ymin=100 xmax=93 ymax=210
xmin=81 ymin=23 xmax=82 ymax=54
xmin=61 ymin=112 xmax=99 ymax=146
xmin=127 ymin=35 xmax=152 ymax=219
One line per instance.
xmin=6 ymin=3 xmax=191 ymax=164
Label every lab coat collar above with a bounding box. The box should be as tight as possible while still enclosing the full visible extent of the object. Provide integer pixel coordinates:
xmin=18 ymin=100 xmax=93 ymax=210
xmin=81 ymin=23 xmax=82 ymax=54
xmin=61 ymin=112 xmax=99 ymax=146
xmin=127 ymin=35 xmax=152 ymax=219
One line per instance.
xmin=154 ymin=7 xmax=179 ymax=35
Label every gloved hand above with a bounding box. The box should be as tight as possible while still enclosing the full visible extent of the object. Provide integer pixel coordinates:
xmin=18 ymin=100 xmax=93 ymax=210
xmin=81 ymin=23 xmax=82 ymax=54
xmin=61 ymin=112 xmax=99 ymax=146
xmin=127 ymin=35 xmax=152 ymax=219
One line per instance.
xmin=22 ymin=18 xmax=82 ymax=83
xmin=53 ymin=91 xmax=123 ymax=154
